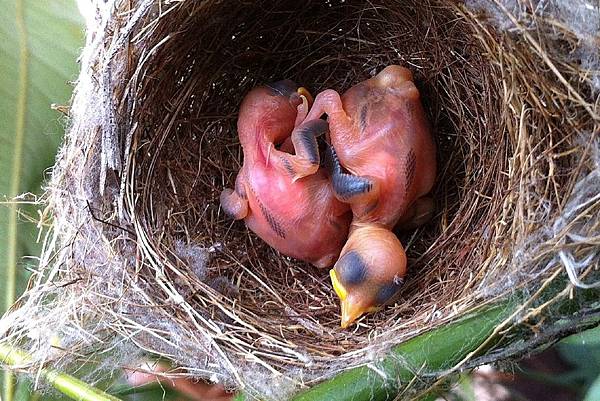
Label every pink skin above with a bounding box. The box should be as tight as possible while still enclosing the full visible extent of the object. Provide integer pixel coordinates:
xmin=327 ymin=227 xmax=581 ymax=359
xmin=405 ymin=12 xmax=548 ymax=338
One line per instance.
xmin=306 ymin=65 xmax=436 ymax=227
xmin=221 ymin=83 xmax=351 ymax=268
xmin=305 ymin=66 xmax=437 ymax=327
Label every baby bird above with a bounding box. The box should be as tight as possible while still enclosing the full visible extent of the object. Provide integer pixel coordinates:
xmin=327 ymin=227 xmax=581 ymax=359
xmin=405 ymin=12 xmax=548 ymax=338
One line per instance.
xmin=220 ymin=81 xmax=351 ymax=268
xmin=306 ymin=66 xmax=436 ymax=327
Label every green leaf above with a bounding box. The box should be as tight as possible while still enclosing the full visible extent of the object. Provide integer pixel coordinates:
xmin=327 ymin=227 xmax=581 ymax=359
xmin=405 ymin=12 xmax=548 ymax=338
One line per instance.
xmin=0 ymin=1 xmax=83 ymax=400
xmin=556 ymin=324 xmax=600 ymax=390
xmin=561 ymin=324 xmax=600 ymax=347
xmin=584 ymin=374 xmax=600 ymax=401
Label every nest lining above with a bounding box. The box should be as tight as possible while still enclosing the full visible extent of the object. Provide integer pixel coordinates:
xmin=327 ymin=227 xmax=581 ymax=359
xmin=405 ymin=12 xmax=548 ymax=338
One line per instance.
xmin=3 ymin=0 xmax=600 ymax=399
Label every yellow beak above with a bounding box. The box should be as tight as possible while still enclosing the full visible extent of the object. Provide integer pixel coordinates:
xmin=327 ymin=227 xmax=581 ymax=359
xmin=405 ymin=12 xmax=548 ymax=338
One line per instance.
xmin=297 ymin=87 xmax=314 ymax=106
xmin=340 ymin=298 xmax=366 ymax=329
xmin=331 ymin=270 xmax=359 ymax=328
xmin=331 ymin=269 xmax=377 ymax=328
xmin=330 ymin=269 xmax=347 ymax=301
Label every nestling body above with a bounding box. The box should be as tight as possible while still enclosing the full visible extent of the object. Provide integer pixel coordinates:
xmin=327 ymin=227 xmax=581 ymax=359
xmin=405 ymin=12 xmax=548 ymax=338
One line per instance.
xmin=220 ymin=81 xmax=351 ymax=268
xmin=306 ymin=66 xmax=437 ymax=327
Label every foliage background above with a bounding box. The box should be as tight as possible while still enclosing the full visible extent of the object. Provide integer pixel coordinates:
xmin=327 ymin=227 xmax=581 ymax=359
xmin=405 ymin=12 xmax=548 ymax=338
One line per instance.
xmin=1 ymin=1 xmax=82 ymax=399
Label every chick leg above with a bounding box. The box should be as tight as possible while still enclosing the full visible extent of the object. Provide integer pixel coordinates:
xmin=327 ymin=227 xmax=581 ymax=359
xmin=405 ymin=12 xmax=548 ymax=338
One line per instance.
xmin=272 ymin=119 xmax=328 ymax=182
xmin=324 ymin=144 xmax=380 ymax=209
xmin=305 ymin=89 xmax=355 ymax=148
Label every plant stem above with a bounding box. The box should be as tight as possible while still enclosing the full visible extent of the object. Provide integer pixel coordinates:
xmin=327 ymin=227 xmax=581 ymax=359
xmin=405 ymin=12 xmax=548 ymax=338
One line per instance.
xmin=0 ymin=344 xmax=122 ymax=401
xmin=4 ymin=0 xmax=30 ymax=399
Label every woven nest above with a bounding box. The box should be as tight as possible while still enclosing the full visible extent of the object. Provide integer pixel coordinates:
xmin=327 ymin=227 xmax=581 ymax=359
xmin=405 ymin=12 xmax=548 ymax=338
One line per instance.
xmin=4 ymin=0 xmax=600 ymax=399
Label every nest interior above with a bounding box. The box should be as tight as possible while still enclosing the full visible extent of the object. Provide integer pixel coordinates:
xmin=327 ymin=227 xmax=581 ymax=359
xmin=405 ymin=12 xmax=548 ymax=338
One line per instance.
xmin=64 ymin=0 xmax=597 ymax=392
xmin=133 ymin=0 xmax=506 ymax=353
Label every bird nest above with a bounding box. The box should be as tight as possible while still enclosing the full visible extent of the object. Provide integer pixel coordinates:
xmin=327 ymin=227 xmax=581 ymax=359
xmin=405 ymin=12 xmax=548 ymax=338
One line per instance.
xmin=3 ymin=0 xmax=600 ymax=399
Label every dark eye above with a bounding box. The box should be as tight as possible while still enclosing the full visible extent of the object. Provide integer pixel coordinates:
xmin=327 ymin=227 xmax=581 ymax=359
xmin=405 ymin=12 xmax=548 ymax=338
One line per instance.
xmin=375 ymin=275 xmax=404 ymax=305
xmin=336 ymin=251 xmax=367 ymax=285
xmin=266 ymin=80 xmax=298 ymax=98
